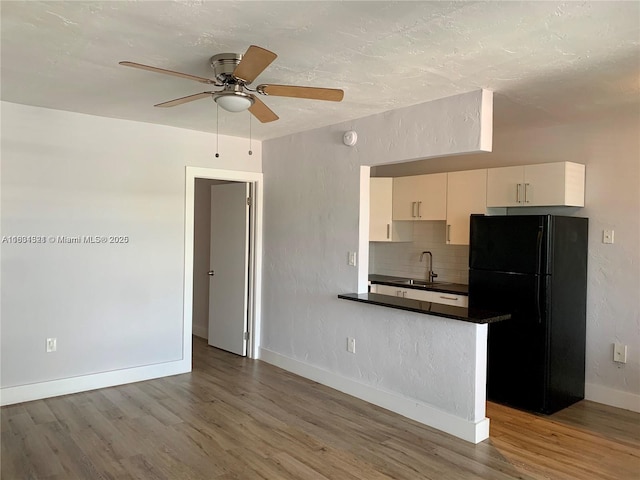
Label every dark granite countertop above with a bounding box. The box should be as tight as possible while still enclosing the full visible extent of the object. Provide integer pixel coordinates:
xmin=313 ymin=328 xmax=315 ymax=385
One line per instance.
xmin=338 ymin=293 xmax=510 ymax=324
xmin=368 ymin=274 xmax=469 ymax=296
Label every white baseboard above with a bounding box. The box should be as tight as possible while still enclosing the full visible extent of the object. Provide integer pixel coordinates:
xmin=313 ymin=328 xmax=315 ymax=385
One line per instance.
xmin=585 ymin=382 xmax=640 ymax=413
xmin=0 ymin=359 xmax=191 ymax=406
xmin=259 ymin=348 xmax=489 ymax=444
xmin=192 ymin=323 xmax=208 ymax=339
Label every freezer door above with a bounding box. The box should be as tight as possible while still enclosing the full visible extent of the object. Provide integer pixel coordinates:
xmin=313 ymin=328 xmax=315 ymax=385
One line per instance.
xmin=470 ymin=215 xmax=549 ymax=274
xmin=470 ymin=270 xmax=548 ymax=412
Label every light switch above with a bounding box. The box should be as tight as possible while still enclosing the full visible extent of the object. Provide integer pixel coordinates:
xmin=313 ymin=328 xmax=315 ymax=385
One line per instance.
xmin=613 ymin=343 xmax=627 ymax=363
xmin=348 ymin=251 xmax=357 ymax=266
xmin=603 ymin=229 xmax=614 ymax=244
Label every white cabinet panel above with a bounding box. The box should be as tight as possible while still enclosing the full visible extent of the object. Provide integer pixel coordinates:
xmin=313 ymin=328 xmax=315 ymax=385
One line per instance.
xmin=392 ymin=173 xmax=447 ymax=221
xmin=523 ymin=162 xmax=585 ymax=206
xmin=407 ymin=288 xmax=469 ymax=307
xmin=369 ymin=178 xmax=413 ymax=242
xmin=371 ymin=284 xmax=469 ymax=307
xmin=486 ymin=166 xmax=522 ymax=207
xmin=446 ymin=169 xmax=487 ymax=245
xmin=372 ymin=284 xmax=406 ymax=297
xmin=487 ymin=162 xmax=585 ymax=207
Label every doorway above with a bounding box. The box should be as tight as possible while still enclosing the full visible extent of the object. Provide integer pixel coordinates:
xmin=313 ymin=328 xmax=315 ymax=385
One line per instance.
xmin=183 ymin=167 xmax=263 ymax=363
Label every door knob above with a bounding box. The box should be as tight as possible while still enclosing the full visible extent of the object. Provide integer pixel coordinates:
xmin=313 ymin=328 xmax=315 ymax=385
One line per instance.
xmin=208 ymin=270 xmax=215 ymax=276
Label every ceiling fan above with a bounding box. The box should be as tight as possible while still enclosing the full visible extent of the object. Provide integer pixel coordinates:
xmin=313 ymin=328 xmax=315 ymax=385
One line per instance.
xmin=119 ymin=45 xmax=344 ymax=123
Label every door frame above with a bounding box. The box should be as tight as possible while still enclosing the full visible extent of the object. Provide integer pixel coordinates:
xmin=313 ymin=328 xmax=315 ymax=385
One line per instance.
xmin=183 ymin=166 xmax=263 ymax=360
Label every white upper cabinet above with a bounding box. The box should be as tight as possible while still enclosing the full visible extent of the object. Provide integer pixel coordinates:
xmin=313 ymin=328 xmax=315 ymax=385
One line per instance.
xmin=392 ymin=173 xmax=447 ymax=221
xmin=369 ymin=178 xmax=413 ymax=242
xmin=487 ymin=162 xmax=585 ymax=207
xmin=446 ymin=169 xmax=487 ymax=245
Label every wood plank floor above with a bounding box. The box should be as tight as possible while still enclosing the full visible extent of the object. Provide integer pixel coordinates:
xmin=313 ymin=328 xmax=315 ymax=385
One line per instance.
xmin=2 ymin=336 xmax=639 ymax=479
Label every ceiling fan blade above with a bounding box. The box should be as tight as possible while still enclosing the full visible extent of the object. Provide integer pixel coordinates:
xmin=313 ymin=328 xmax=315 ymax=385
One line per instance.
xmin=232 ymin=45 xmax=277 ymax=84
xmin=119 ymin=61 xmax=214 ymax=84
xmin=259 ymin=84 xmax=344 ymax=102
xmin=154 ymin=92 xmax=214 ymax=107
xmin=249 ymin=95 xmax=279 ymax=123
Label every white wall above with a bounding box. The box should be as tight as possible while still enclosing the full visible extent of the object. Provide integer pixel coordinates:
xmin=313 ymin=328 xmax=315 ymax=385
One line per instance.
xmin=0 ymin=102 xmax=261 ymax=402
xmin=375 ymin=110 xmax=640 ymax=412
xmin=260 ymin=90 xmax=494 ymax=442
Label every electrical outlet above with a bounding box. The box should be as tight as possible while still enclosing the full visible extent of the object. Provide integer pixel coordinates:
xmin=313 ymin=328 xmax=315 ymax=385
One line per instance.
xmin=347 ymin=337 xmax=356 ymax=354
xmin=46 ymin=337 xmax=57 ymax=353
xmin=613 ymin=343 xmax=627 ymax=363
xmin=603 ymin=229 xmax=615 ymax=244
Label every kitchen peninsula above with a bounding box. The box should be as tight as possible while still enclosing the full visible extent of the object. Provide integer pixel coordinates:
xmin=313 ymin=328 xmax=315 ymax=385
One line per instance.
xmin=336 ymin=288 xmax=506 ymax=443
xmin=340 ymin=273 xmax=509 ymax=323
xmin=338 ymin=292 xmax=510 ymax=324
xmin=337 ymin=273 xmax=510 ymax=444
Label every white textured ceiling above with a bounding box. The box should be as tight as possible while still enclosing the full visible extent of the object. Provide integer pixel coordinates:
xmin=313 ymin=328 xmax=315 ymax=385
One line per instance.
xmin=1 ymin=1 xmax=639 ymax=140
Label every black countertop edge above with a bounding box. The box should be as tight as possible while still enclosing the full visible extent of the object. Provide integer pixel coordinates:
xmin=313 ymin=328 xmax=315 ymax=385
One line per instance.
xmin=338 ymin=293 xmax=511 ymax=324
xmin=368 ymin=275 xmax=469 ymax=296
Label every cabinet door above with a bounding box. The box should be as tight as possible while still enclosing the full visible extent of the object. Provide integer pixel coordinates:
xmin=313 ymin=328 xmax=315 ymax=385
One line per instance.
xmin=416 ymin=173 xmax=447 ymax=220
xmin=486 ymin=166 xmax=524 ymax=207
xmin=393 ymin=173 xmax=447 ymax=221
xmin=446 ymin=169 xmax=487 ymax=245
xmin=370 ymin=178 xmax=413 ymax=242
xmin=523 ymin=163 xmax=568 ymax=206
xmin=403 ymin=288 xmax=469 ymax=307
xmin=431 ymin=292 xmax=468 ymax=308
xmin=369 ymin=178 xmax=393 ymax=241
xmin=373 ymin=284 xmax=406 ymax=297
xmin=392 ymin=176 xmax=424 ymax=220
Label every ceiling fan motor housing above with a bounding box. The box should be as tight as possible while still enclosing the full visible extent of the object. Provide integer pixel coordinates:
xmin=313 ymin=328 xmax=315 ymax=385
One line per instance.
xmin=210 ymin=53 xmax=243 ymax=84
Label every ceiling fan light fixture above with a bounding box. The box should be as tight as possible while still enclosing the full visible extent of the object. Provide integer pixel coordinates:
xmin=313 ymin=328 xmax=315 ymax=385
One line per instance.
xmin=214 ymin=92 xmax=254 ymax=112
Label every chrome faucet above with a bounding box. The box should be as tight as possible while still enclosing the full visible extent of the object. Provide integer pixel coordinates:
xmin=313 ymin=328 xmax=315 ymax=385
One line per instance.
xmin=420 ymin=251 xmax=438 ymax=283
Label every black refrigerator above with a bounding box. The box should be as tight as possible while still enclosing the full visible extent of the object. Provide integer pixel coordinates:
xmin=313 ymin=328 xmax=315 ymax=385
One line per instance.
xmin=469 ymin=214 xmax=588 ymax=414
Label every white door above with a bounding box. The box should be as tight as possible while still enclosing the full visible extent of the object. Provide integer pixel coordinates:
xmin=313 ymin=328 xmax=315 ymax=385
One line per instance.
xmin=208 ymin=182 xmax=250 ymax=356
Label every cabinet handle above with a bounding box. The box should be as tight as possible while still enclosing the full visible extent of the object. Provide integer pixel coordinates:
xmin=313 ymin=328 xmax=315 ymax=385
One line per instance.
xmin=516 ymin=183 xmax=521 ymax=203
xmin=524 ymin=183 xmax=530 ymax=203
xmin=386 ymin=224 xmax=390 ymax=239
xmin=447 ymin=224 xmax=451 ymax=242
xmin=439 ymin=295 xmax=459 ymax=301
xmin=403 ymin=291 xmax=407 ymax=298
xmin=417 ymin=201 xmax=422 ymax=218
xmin=397 ymin=290 xmax=402 ymax=297
xmin=411 ymin=201 xmax=417 ymax=218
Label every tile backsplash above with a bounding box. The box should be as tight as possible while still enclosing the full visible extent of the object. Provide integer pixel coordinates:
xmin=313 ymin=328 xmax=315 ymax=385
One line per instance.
xmin=369 ymin=221 xmax=470 ymax=284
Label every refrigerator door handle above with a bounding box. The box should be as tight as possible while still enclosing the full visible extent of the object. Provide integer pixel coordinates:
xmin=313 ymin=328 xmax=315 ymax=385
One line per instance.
xmin=535 ymin=278 xmax=542 ymax=324
xmin=535 ymin=228 xmax=544 ymax=323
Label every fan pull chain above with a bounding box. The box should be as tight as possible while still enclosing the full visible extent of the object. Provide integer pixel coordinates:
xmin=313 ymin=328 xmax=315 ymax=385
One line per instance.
xmin=248 ymin=113 xmax=253 ymax=156
xmin=215 ymin=103 xmax=220 ymax=158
